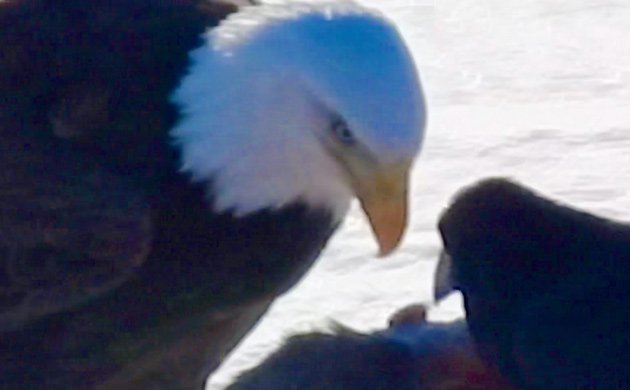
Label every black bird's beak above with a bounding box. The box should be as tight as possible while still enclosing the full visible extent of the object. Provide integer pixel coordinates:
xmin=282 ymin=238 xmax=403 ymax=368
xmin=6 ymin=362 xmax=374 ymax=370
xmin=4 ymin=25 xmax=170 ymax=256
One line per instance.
xmin=434 ymin=250 xmax=457 ymax=301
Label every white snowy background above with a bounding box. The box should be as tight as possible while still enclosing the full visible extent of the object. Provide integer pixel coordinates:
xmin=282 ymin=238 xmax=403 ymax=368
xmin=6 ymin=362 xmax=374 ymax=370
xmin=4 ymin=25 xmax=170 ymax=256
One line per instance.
xmin=208 ymin=0 xmax=630 ymax=387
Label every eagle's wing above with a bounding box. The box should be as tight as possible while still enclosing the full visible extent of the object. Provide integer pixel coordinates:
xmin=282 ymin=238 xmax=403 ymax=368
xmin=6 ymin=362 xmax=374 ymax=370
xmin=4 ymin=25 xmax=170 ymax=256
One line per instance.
xmin=0 ymin=114 xmax=153 ymax=331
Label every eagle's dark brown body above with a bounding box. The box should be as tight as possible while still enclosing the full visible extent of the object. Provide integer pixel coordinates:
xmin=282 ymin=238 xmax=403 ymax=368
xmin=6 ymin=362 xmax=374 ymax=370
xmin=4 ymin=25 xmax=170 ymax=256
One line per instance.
xmin=0 ymin=1 xmax=336 ymax=388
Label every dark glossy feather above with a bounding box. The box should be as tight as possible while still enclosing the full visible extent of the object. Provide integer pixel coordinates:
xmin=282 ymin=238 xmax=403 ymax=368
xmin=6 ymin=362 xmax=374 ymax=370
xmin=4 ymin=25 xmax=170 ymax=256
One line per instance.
xmin=438 ymin=178 xmax=630 ymax=389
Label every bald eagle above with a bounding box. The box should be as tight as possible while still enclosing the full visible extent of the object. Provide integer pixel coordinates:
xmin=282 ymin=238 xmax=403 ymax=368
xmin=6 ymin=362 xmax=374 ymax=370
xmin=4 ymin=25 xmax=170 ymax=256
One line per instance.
xmin=0 ymin=0 xmax=425 ymax=387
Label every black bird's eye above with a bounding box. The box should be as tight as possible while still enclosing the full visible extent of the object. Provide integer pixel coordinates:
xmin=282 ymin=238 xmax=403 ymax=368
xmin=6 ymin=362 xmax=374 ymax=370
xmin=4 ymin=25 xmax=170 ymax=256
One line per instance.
xmin=331 ymin=119 xmax=355 ymax=145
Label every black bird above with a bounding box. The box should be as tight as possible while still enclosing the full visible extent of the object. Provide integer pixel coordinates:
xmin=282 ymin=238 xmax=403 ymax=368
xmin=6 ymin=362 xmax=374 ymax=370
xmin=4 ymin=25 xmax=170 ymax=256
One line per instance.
xmin=434 ymin=178 xmax=630 ymax=389
xmin=227 ymin=305 xmax=510 ymax=390
xmin=0 ymin=0 xmax=425 ymax=387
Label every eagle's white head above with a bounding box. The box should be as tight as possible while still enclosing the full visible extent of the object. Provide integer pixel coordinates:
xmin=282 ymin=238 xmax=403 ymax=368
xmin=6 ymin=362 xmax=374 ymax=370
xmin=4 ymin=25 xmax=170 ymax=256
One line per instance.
xmin=171 ymin=1 xmax=426 ymax=255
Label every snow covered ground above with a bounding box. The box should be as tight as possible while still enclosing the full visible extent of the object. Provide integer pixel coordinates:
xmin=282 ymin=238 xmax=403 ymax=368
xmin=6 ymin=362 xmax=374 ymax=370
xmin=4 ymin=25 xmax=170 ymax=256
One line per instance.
xmin=208 ymin=0 xmax=630 ymax=387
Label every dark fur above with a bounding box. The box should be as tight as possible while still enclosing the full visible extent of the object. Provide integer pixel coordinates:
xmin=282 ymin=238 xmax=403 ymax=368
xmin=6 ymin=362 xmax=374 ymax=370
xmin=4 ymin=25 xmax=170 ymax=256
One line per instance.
xmin=439 ymin=178 xmax=630 ymax=388
xmin=228 ymin=319 xmax=511 ymax=390
xmin=227 ymin=329 xmax=418 ymax=390
xmin=0 ymin=1 xmax=336 ymax=388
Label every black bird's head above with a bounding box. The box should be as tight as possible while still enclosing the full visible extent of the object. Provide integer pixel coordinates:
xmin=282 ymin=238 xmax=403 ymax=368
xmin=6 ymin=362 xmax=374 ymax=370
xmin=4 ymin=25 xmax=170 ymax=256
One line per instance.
xmin=434 ymin=178 xmax=559 ymax=306
xmin=434 ymin=177 xmax=621 ymax=309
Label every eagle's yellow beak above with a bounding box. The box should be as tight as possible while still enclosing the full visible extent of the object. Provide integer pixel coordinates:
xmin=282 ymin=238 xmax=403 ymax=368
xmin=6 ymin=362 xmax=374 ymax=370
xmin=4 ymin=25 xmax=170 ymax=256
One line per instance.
xmin=355 ymin=163 xmax=410 ymax=256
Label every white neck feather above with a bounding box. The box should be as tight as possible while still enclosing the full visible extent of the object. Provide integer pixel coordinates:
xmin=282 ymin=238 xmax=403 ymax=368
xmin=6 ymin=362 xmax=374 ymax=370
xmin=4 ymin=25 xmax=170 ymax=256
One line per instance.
xmin=170 ymin=38 xmax=352 ymax=219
